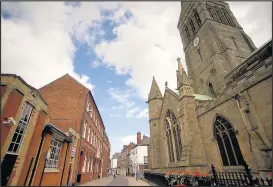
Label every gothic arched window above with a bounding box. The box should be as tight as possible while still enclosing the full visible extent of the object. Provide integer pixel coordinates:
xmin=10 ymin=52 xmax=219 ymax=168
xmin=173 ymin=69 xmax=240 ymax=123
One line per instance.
xmin=214 ymin=115 xmax=244 ymax=166
xmin=208 ymin=82 xmax=215 ymax=95
xmin=206 ymin=3 xmax=220 ymax=22
xmin=215 ymin=6 xmax=228 ymax=25
xmin=166 ymin=110 xmax=182 ymax=162
xmin=184 ymin=26 xmax=190 ymax=41
xmin=193 ymin=9 xmax=202 ymax=28
xmin=189 ymin=18 xmax=196 ymax=35
xmin=165 ymin=117 xmax=175 ymax=163
xmin=222 ymin=8 xmax=235 ymax=27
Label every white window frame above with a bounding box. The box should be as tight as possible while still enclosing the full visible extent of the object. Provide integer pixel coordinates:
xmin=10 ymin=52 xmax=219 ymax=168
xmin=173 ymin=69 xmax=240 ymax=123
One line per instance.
xmin=144 ymin=156 xmax=148 ymax=164
xmin=7 ymin=102 xmax=33 ymax=154
xmin=91 ymin=131 xmax=93 ymax=145
xmin=82 ymin=121 xmax=87 ymax=138
xmin=46 ymin=138 xmax=62 ymax=169
xmin=87 ymin=126 xmax=90 ymax=141
xmin=86 ymin=99 xmax=90 ymax=111
xmin=90 ymin=106 xmax=93 ymax=119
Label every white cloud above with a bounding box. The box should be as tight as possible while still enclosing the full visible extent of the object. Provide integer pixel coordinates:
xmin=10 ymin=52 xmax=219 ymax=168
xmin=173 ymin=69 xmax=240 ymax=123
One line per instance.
xmin=136 ymin=108 xmax=149 ymax=119
xmin=94 ymin=2 xmax=272 ymax=100
xmin=108 ymin=87 xmax=147 ymax=118
xmin=91 ymin=60 xmax=102 ymax=68
xmin=1 ymin=2 xmax=107 ymax=91
xmin=107 ymin=80 xmax=113 ymax=83
xmin=228 ymin=2 xmax=272 ymax=48
xmin=107 ymin=88 xmax=136 ymax=109
xmin=2 ymin=2 xmax=271 ymax=116
xmin=121 ymin=135 xmax=137 ymax=145
xmin=126 ymin=107 xmax=140 ymax=118
xmin=112 ymin=105 xmax=124 ymax=110
xmin=110 ymin=114 xmax=120 ymax=117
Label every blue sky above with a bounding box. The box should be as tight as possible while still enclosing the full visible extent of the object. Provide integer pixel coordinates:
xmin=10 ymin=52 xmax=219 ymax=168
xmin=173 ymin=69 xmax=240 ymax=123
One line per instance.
xmin=1 ymin=2 xmax=272 ymax=156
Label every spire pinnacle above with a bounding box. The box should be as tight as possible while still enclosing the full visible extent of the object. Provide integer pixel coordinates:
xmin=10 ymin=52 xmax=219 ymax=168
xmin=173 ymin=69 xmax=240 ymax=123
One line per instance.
xmin=148 ymin=76 xmax=162 ymax=101
xmin=177 ymin=57 xmax=184 ymax=75
xmin=176 ymin=57 xmax=191 ymax=89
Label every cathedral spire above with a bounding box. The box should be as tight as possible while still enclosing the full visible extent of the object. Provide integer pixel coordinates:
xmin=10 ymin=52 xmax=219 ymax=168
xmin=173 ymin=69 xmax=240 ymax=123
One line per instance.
xmin=148 ymin=76 xmax=162 ymax=101
xmin=177 ymin=57 xmax=191 ymax=90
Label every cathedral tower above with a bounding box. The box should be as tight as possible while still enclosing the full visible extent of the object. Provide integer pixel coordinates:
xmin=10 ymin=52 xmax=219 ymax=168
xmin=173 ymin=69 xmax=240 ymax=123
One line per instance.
xmin=177 ymin=1 xmax=257 ymax=96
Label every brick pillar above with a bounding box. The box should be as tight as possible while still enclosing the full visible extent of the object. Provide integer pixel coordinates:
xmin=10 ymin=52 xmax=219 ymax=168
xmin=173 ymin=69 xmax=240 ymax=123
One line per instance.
xmin=78 ymin=152 xmax=84 ymax=174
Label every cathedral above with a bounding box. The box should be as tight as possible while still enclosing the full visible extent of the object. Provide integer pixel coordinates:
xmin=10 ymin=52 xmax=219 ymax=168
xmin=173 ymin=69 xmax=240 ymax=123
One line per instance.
xmin=147 ymin=1 xmax=272 ymax=176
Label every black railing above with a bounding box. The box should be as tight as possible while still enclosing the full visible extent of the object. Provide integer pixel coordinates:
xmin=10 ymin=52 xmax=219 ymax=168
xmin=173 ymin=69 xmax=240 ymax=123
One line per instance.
xmin=144 ymin=163 xmax=272 ymax=186
xmin=144 ymin=172 xmax=169 ymax=186
xmin=211 ymin=163 xmax=272 ymax=186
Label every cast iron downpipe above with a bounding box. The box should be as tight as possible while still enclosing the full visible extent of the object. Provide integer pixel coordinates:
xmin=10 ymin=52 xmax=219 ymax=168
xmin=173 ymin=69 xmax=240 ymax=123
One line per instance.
xmin=28 ymin=126 xmax=52 ymax=186
xmin=39 ymin=153 xmax=48 ymax=186
xmin=23 ymin=157 xmax=34 ymax=186
xmin=60 ymin=140 xmax=71 ymax=186
xmin=75 ymin=92 xmax=89 ymax=184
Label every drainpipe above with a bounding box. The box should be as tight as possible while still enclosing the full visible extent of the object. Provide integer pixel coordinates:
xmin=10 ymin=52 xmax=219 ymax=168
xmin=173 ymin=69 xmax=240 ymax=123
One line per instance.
xmin=60 ymin=140 xmax=71 ymax=186
xmin=28 ymin=126 xmax=51 ymax=186
xmin=233 ymin=94 xmax=268 ymax=149
xmin=75 ymin=92 xmax=88 ymax=183
xmin=23 ymin=157 xmax=34 ymax=186
xmin=233 ymin=94 xmax=269 ymax=168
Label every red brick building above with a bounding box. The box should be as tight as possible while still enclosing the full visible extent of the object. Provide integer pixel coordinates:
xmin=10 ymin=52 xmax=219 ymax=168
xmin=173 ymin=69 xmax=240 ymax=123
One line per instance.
xmin=102 ymin=133 xmax=111 ymax=177
xmin=1 ymin=74 xmax=73 ymax=186
xmin=39 ymin=74 xmax=110 ymax=184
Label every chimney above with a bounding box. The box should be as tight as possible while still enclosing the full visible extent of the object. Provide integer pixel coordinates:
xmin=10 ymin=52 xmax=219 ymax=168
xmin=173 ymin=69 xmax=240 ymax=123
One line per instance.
xmin=137 ymin=131 xmax=141 ymax=145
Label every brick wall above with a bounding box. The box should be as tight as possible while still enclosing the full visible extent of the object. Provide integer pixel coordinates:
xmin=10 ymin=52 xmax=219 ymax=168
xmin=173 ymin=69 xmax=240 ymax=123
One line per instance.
xmin=1 ymin=74 xmax=49 ymax=186
xmin=39 ymin=74 xmax=88 ymax=133
xmin=17 ymin=110 xmax=47 ymax=186
xmin=1 ymin=89 xmax=24 ymax=147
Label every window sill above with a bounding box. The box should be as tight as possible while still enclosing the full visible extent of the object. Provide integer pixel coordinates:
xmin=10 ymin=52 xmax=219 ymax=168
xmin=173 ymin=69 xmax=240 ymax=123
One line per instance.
xmin=44 ymin=168 xmax=59 ymax=173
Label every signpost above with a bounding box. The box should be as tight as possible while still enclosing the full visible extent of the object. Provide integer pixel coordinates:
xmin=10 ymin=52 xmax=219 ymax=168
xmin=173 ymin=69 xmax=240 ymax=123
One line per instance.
xmin=71 ymin=147 xmax=76 ymax=158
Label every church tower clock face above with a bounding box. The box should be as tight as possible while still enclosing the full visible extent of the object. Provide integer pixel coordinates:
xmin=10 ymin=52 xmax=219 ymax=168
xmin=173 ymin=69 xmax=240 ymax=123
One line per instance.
xmin=193 ymin=37 xmax=199 ymax=47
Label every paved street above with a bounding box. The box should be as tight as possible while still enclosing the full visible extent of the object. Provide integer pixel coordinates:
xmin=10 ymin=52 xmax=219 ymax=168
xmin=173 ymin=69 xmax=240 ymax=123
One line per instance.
xmin=107 ymin=176 xmax=128 ymax=186
xmin=80 ymin=176 xmax=150 ymax=186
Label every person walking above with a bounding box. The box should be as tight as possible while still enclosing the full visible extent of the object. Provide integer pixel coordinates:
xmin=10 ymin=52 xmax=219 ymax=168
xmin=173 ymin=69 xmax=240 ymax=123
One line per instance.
xmin=136 ymin=171 xmax=138 ymax=181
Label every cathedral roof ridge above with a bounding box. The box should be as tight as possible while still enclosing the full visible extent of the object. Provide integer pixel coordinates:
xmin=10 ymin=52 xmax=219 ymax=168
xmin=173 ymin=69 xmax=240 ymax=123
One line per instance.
xmin=224 ymin=38 xmax=272 ymax=79
xmin=193 ymin=94 xmax=213 ymax=101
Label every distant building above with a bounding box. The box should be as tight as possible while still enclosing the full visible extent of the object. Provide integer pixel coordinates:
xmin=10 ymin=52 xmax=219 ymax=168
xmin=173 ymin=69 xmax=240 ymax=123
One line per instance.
xmin=117 ymin=145 xmax=127 ymax=175
xmin=102 ymin=133 xmax=111 ymax=177
xmin=129 ymin=132 xmax=150 ymax=175
xmin=110 ymin=153 xmax=120 ymax=175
